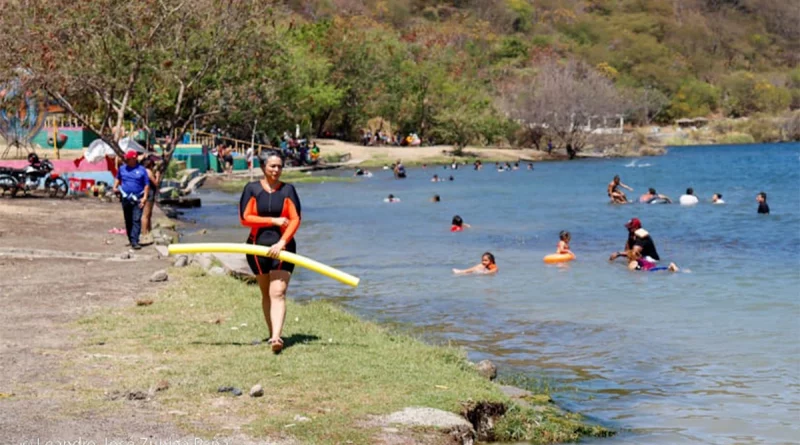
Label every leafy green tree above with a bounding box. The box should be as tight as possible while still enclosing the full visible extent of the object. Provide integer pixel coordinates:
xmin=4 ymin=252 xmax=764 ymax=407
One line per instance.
xmin=721 ymin=72 xmax=791 ymax=117
xmin=0 ymin=0 xmax=277 ymax=173
xmin=668 ymin=79 xmax=720 ymax=118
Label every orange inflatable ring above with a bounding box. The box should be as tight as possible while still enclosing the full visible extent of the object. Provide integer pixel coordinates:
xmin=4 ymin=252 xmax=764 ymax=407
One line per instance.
xmin=543 ymin=253 xmax=575 ymax=264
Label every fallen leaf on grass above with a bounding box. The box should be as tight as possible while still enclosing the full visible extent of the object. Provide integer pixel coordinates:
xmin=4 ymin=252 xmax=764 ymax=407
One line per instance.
xmin=135 ymin=299 xmax=154 ymax=306
xmin=435 ymin=385 xmax=449 ymax=390
xmin=206 ymin=318 xmax=222 ymax=324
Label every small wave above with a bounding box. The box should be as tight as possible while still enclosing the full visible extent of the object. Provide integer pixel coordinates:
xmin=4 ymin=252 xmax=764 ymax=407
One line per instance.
xmin=624 ymin=160 xmax=637 ymax=168
xmin=637 ymin=163 xmax=652 ymax=168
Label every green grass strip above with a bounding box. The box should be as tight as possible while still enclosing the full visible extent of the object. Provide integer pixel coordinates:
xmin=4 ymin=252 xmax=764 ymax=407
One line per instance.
xmin=73 ymin=268 xmax=611 ymax=444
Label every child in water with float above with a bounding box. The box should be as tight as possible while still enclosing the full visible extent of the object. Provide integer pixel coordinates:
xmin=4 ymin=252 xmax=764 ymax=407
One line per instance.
xmin=557 ymin=231 xmax=573 ymax=255
xmin=453 ymin=252 xmax=497 ymax=275
xmin=543 ymin=231 xmax=576 ymax=263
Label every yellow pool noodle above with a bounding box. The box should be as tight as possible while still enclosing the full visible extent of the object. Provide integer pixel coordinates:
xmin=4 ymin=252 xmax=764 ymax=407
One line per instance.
xmin=168 ymin=243 xmax=360 ymax=287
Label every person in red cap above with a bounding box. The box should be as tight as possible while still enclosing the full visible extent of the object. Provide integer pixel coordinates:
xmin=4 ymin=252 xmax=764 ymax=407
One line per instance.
xmin=112 ymin=150 xmax=150 ymax=249
xmin=609 ymin=217 xmax=661 ymax=262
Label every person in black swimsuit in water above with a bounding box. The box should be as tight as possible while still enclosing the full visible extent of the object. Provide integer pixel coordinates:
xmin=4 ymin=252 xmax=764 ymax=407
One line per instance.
xmin=239 ymin=150 xmax=302 ymax=353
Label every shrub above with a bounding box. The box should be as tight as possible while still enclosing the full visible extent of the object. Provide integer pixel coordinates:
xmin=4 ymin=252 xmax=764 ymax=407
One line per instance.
xmin=718 ymin=132 xmax=756 ymax=144
xmin=668 ymin=79 xmax=720 ymax=119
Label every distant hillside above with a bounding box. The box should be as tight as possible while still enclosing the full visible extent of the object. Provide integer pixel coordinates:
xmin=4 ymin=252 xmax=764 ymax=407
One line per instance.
xmin=288 ymin=0 xmax=797 ymax=116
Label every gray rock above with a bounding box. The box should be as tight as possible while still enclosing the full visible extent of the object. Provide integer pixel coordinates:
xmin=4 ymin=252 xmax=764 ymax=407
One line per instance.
xmin=476 ymin=360 xmax=497 ymax=380
xmin=382 ymin=407 xmax=474 ymax=444
xmin=193 ymin=254 xmax=213 ymax=270
xmin=231 ymin=387 xmax=242 ymax=396
xmin=208 ymin=266 xmax=226 ymax=276
xmin=120 ymin=252 xmax=131 ymax=260
xmin=173 ymin=255 xmax=189 ymax=268
xmin=155 ymin=236 xmax=172 ymax=246
xmin=149 ymin=270 xmax=169 ymax=282
xmin=498 ymin=385 xmax=533 ymax=399
xmin=249 ymin=384 xmax=264 ymax=398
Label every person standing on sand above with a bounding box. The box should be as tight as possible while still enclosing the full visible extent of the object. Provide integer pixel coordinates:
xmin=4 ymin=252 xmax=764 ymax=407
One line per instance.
xmin=238 ymin=150 xmax=302 ymax=354
xmin=113 ymin=150 xmax=150 ymax=250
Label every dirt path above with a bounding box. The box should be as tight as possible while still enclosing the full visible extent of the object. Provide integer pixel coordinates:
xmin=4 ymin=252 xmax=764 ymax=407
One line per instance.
xmin=0 ymin=198 xmax=277 ymax=444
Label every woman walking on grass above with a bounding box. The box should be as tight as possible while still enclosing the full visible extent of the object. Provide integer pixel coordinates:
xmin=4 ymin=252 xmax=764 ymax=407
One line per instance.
xmin=238 ymin=150 xmax=302 ymax=353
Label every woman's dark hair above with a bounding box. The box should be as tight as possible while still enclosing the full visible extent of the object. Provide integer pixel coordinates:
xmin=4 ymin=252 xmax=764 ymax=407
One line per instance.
xmin=258 ymin=149 xmax=284 ymax=165
xmin=388 ymin=194 xmax=394 ymax=199
xmin=686 ymin=187 xmax=694 ymax=195
xmin=482 ymin=252 xmax=496 ymax=264
xmin=433 ymin=194 xmax=440 ymax=202
xmin=452 ymin=215 xmax=463 ymax=226
xmin=559 ymin=230 xmax=570 ymax=240
xmin=649 ymin=188 xmax=656 ymax=194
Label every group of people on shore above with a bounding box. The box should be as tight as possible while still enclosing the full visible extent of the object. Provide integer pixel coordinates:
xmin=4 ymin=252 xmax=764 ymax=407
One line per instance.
xmin=607 ymin=174 xmax=770 ymax=213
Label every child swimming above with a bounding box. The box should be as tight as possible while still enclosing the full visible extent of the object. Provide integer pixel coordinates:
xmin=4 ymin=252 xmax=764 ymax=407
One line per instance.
xmin=627 ymin=249 xmax=679 ymax=272
xmin=451 ymin=215 xmax=471 ymax=232
xmin=453 ymin=252 xmax=497 ymax=275
xmin=384 ymin=194 xmax=400 ymax=203
xmin=557 ymin=231 xmax=573 ymax=255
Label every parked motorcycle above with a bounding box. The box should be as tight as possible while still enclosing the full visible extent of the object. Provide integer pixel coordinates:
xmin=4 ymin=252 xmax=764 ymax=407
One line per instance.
xmin=0 ymin=153 xmax=69 ymax=198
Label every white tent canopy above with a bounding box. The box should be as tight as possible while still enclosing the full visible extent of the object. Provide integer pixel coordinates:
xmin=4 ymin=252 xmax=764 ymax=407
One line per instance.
xmin=84 ymin=137 xmax=145 ymax=163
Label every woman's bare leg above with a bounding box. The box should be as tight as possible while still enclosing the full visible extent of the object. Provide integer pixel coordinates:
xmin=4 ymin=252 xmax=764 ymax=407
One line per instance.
xmin=268 ymin=270 xmax=291 ymax=351
xmin=256 ymin=274 xmax=273 ymax=338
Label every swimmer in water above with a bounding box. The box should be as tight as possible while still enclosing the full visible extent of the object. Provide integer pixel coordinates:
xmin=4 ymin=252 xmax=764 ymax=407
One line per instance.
xmin=451 ymin=215 xmax=471 ymax=232
xmin=557 ymin=231 xmax=573 ymax=255
xmin=608 ymin=175 xmax=633 ymax=203
xmin=384 ymin=194 xmax=400 ymax=203
xmin=431 ymin=174 xmax=441 ymax=182
xmin=639 ymin=188 xmax=672 ymax=204
xmin=712 ymin=193 xmax=725 ymax=204
xmin=431 ymin=194 xmax=441 ymax=202
xmin=627 ymin=249 xmax=678 ymax=272
xmin=448 ymin=175 xmax=454 ymax=181
xmin=453 ymin=252 xmax=497 ymax=275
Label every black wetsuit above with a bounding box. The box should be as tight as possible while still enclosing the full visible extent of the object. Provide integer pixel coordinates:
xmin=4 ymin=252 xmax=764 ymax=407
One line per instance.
xmin=634 ymin=236 xmax=660 ymax=261
xmin=238 ymin=181 xmax=302 ymax=274
xmin=758 ymin=202 xmax=770 ymax=214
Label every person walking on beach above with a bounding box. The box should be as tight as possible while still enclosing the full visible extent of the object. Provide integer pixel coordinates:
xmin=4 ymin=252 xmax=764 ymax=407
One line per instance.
xmin=757 ymin=192 xmax=770 ymax=214
xmin=113 ymin=150 xmax=150 ymax=250
xmin=239 ymin=150 xmax=302 ymax=353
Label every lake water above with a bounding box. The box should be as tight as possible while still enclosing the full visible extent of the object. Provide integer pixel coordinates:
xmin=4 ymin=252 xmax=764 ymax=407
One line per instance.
xmin=180 ymin=143 xmax=800 ymax=445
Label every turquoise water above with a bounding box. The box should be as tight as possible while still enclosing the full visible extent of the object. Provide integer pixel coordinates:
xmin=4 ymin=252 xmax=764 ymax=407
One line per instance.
xmin=181 ymin=143 xmax=800 ymax=444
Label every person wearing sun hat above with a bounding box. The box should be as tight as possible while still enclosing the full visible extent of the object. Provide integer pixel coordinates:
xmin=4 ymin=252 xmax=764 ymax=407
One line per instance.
xmin=112 ymin=149 xmax=150 ymax=249
xmin=608 ymin=217 xmax=659 ymax=263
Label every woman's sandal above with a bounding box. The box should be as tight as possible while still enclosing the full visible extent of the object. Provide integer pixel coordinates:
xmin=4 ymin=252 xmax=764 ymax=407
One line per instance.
xmin=269 ymin=337 xmax=283 ymax=354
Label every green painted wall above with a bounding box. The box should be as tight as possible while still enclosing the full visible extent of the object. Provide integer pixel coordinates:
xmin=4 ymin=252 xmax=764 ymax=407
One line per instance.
xmin=32 ymin=127 xmax=100 ymax=150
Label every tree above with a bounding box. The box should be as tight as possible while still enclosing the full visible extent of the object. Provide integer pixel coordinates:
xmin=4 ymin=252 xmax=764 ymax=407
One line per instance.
xmin=500 ymin=60 xmax=626 ymax=158
xmin=0 ymin=0 xmax=278 ymax=174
